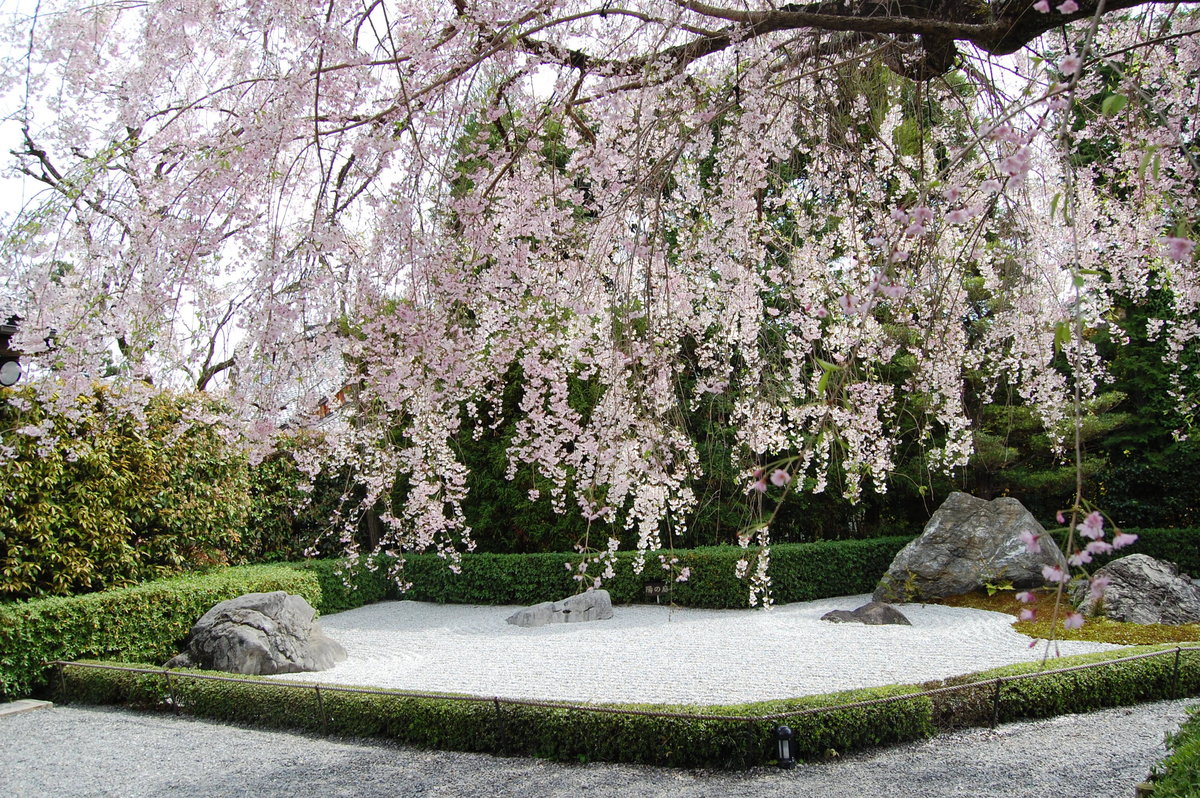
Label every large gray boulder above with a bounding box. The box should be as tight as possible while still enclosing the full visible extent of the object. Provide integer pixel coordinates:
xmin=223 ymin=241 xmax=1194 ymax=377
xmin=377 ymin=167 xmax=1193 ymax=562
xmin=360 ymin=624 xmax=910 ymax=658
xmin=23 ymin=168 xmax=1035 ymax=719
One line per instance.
xmin=506 ymin=590 xmax=614 ymax=628
xmin=1074 ymin=554 xmax=1200 ymax=625
xmin=821 ymin=601 xmax=911 ymax=625
xmin=874 ymin=492 xmax=1068 ymax=602
xmin=166 ymin=591 xmax=347 ymax=675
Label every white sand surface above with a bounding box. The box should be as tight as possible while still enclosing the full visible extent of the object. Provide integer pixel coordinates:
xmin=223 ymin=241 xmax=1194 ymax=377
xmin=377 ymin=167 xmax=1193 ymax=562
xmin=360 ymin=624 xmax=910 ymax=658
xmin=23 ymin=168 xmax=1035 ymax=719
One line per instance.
xmin=269 ymin=594 xmax=1123 ymax=705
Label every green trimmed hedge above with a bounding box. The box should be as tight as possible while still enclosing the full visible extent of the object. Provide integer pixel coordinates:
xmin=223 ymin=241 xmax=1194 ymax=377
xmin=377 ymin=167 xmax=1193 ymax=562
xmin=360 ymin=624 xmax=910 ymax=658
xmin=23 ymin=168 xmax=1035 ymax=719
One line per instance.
xmin=0 ymin=565 xmax=321 ymax=700
xmin=298 ymin=536 xmax=915 ymax=610
xmin=57 ymin=663 xmax=932 ymax=768
xmin=53 ymin=646 xmax=1200 ymax=769
xmin=931 ymin=646 xmax=1200 ymax=728
xmin=1150 ymin=704 xmax=1200 ymax=796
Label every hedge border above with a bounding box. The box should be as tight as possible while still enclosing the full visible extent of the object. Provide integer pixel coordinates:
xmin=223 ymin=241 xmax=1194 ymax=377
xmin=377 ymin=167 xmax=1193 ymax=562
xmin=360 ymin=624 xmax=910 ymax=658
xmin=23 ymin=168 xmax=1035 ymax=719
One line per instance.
xmin=297 ymin=536 xmax=916 ymax=613
xmin=52 ymin=645 xmax=1200 ymax=769
xmin=5 ymin=527 xmax=1197 ymax=705
xmin=0 ymin=564 xmax=322 ymax=700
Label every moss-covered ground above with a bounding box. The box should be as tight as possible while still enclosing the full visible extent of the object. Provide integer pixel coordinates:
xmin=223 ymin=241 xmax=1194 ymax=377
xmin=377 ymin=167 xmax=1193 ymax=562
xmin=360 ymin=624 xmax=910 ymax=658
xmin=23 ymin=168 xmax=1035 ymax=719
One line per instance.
xmin=934 ymin=588 xmax=1200 ymax=646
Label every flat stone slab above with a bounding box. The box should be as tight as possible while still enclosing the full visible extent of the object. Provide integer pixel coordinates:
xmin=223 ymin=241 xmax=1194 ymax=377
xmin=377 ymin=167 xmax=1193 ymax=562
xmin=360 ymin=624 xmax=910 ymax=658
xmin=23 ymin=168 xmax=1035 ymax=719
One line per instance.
xmin=0 ymin=699 xmax=53 ymax=717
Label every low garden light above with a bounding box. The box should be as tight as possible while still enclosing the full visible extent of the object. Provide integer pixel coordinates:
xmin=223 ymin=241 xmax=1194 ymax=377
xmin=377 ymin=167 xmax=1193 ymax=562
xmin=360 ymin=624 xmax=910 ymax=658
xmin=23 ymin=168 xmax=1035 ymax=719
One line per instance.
xmin=0 ymin=316 xmax=21 ymax=388
xmin=775 ymin=724 xmax=795 ymax=769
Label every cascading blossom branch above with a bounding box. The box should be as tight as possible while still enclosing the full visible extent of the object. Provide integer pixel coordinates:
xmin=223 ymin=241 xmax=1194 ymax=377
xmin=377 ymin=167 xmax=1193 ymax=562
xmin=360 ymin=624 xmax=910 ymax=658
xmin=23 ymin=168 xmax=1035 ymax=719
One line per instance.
xmin=0 ymin=1 xmax=1197 ymax=597
xmin=1018 ymin=510 xmax=1137 ymax=634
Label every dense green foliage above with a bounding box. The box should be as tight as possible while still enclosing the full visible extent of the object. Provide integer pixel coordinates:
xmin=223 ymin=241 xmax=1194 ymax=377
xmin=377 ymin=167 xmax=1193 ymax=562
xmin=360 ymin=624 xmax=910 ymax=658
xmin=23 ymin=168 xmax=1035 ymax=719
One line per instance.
xmin=244 ymin=435 xmax=348 ymax=562
xmin=1151 ymin=705 xmax=1200 ymax=797
xmin=0 ymin=564 xmax=320 ymax=699
xmin=55 ymin=645 xmax=1200 ymax=769
xmin=0 ymin=387 xmax=251 ymax=600
xmin=1092 ymin=282 xmax=1200 ymax=530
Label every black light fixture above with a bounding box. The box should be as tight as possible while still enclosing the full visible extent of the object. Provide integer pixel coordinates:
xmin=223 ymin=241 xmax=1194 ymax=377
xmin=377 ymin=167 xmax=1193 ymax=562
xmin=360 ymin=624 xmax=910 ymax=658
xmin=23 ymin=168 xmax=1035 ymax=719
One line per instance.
xmin=775 ymin=724 xmax=796 ymax=769
xmin=0 ymin=316 xmax=21 ymax=388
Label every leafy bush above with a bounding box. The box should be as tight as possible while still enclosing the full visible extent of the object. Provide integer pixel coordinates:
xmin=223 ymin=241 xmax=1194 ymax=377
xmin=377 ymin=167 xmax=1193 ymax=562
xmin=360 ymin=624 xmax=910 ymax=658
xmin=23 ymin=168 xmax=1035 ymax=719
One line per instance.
xmin=0 ymin=564 xmax=320 ymax=700
xmin=0 ymin=386 xmax=250 ymax=600
xmin=1151 ymin=704 xmax=1200 ymax=797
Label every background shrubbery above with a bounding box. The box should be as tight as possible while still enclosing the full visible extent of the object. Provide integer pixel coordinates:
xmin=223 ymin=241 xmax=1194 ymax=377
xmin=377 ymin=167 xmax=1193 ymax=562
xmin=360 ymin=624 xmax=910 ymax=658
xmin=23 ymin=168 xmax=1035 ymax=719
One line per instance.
xmin=0 ymin=387 xmax=251 ymax=600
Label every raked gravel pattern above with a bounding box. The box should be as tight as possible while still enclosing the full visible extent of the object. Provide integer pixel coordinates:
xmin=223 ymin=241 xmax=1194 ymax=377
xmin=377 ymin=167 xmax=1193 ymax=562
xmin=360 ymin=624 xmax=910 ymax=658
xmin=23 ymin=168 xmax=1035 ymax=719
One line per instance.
xmin=271 ymin=594 xmax=1123 ymax=704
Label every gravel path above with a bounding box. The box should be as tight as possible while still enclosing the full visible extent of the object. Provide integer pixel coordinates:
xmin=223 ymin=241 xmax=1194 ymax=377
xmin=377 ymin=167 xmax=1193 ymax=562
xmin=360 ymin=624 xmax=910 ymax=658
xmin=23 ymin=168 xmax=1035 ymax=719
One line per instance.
xmin=0 ymin=700 xmax=1189 ymax=797
xmin=271 ymin=594 xmax=1122 ymax=704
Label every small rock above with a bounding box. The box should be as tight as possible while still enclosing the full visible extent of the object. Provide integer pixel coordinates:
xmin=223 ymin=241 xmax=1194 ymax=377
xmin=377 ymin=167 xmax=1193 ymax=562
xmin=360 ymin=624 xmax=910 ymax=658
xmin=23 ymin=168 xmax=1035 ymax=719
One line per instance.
xmin=821 ymin=601 xmax=911 ymax=625
xmin=506 ymin=590 xmax=614 ymax=628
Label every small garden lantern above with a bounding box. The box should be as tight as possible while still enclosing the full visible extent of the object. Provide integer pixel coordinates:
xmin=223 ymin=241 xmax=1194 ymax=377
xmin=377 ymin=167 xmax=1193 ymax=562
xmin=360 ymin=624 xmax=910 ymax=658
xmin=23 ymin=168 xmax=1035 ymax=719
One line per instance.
xmin=0 ymin=317 xmax=21 ymax=388
xmin=775 ymin=724 xmax=795 ymax=769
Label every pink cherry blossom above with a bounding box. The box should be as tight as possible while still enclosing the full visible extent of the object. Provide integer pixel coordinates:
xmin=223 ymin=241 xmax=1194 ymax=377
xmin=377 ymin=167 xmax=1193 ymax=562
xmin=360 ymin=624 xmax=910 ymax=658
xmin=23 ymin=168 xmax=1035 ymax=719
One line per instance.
xmin=2 ymin=0 xmax=1198 ymax=600
xmin=1057 ymin=0 xmax=1079 ymax=13
xmin=1112 ymin=531 xmax=1139 ymax=549
xmin=1042 ymin=564 xmax=1069 ymax=584
xmin=1059 ymin=54 xmax=1082 ymax=76
xmin=1067 ymin=549 xmax=1092 ymax=566
xmin=1164 ymin=237 xmax=1195 ymax=261
xmin=910 ymin=206 xmax=935 ymax=224
xmin=1077 ymin=511 xmax=1105 ymax=540
xmin=838 ymin=294 xmax=865 ymax=316
xmin=1085 ymin=540 xmax=1114 ymax=556
xmin=770 ymin=469 xmax=791 ymax=487
xmin=1033 ymin=0 xmax=1051 ymax=11
xmin=1020 ymin=530 xmax=1042 ymax=553
xmin=1088 ymin=575 xmax=1111 ymax=601
xmin=1063 ymin=612 xmax=1085 ymax=630
xmin=1019 ymin=608 xmax=1036 ymax=621
xmin=1015 ymin=591 xmax=1037 ymax=603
